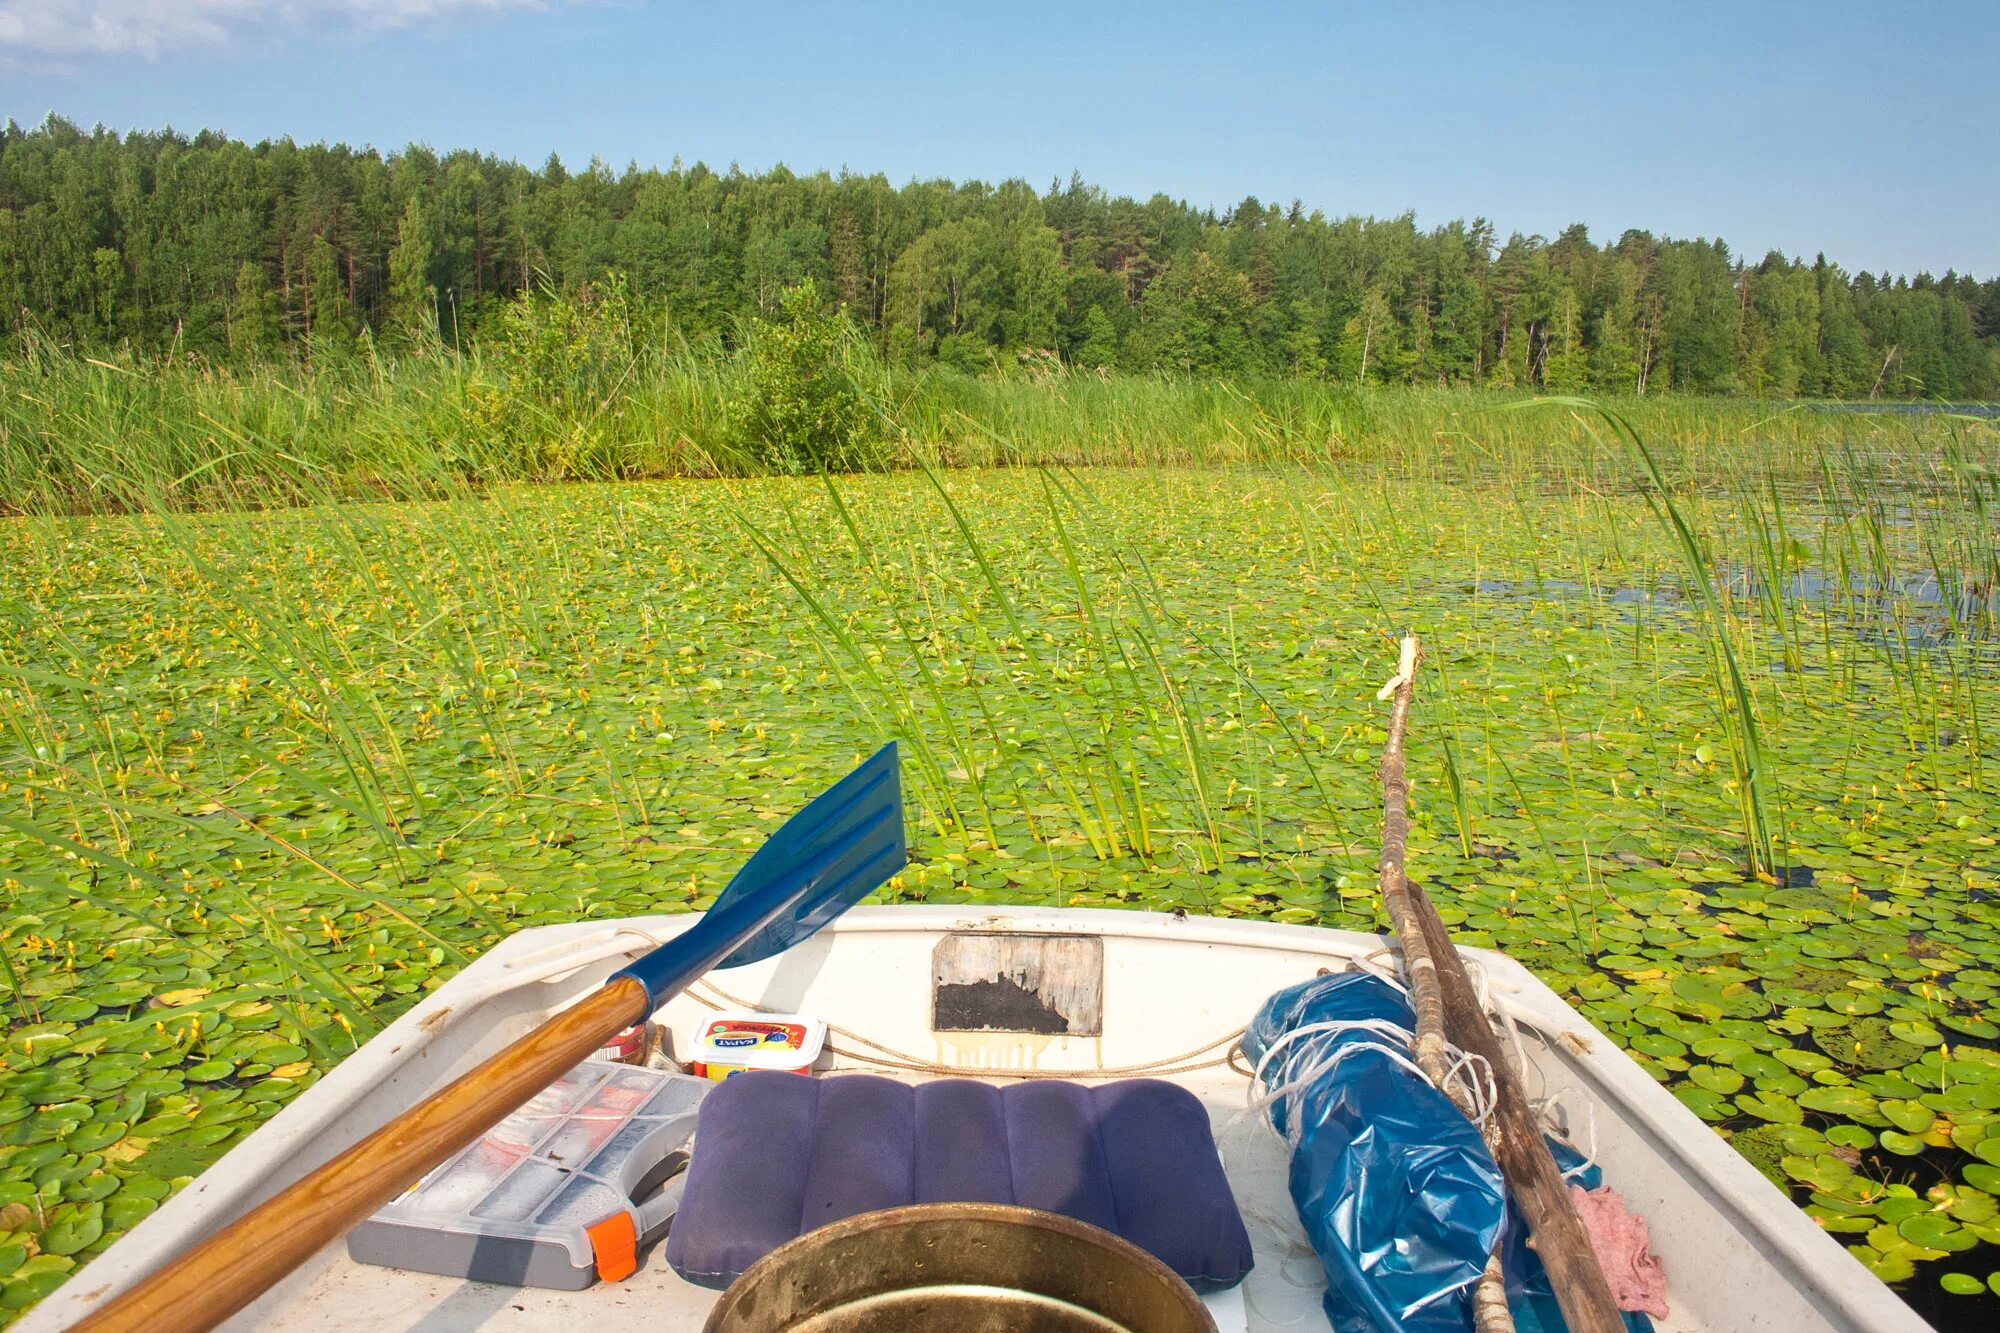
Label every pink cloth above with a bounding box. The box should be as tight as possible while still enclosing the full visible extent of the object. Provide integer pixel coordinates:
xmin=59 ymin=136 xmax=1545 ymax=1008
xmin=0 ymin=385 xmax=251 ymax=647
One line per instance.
xmin=1568 ymin=1184 xmax=1670 ymax=1319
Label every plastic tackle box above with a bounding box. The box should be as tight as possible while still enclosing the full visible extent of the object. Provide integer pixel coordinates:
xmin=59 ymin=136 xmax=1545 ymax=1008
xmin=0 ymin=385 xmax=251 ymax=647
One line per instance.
xmin=348 ymin=1061 xmax=709 ymax=1290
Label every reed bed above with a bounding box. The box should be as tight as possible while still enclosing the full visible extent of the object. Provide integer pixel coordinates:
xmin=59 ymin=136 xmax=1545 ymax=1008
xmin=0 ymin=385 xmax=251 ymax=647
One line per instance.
xmin=0 ymin=339 xmax=1980 ymax=517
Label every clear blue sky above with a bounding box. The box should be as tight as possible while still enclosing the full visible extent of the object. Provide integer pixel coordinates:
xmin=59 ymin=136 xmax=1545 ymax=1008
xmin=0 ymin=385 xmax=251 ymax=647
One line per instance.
xmin=3 ymin=0 xmax=1993 ymax=278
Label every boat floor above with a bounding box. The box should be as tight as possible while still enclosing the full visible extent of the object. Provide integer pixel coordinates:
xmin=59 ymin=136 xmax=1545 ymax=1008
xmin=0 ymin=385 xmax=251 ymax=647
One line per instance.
xmin=251 ymin=1063 xmax=1297 ymax=1331
xmin=215 ymin=1058 xmax=1694 ymax=1333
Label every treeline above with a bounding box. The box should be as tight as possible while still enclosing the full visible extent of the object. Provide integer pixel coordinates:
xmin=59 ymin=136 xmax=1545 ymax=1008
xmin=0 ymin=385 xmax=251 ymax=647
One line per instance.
xmin=3 ymin=116 xmax=1996 ymax=398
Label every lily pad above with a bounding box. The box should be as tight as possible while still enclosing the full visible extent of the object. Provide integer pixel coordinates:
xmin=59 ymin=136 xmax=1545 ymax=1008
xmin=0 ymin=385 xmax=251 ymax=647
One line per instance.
xmin=1880 ymin=1100 xmax=1935 ymax=1134
xmin=40 ymin=1202 xmax=105 ymax=1256
xmin=1813 ymin=1018 xmax=1923 ymax=1071
xmin=1736 ymin=1091 xmax=1804 ymax=1124
xmin=1855 ymin=1246 xmax=1915 ymax=1283
xmin=1775 ymin=1049 xmax=1834 ymax=1073
xmin=1887 ymin=1020 xmax=1942 ymax=1048
xmin=1940 ymin=1015 xmax=1998 ymax=1039
xmin=1673 ymin=1087 xmax=1732 ymax=1121
xmin=1799 ymin=1085 xmax=1878 ymax=1118
xmin=2 ymin=1266 xmax=74 ymax=1310
xmin=1691 ymin=1036 xmax=1755 ymax=1062
xmin=1898 ymin=1213 xmax=1976 ymax=1252
xmin=1690 ymin=1065 xmax=1745 ymax=1096
xmin=1730 ymin=1050 xmax=1789 ymax=1081
xmin=1783 ymin=1154 xmax=1853 ymax=1192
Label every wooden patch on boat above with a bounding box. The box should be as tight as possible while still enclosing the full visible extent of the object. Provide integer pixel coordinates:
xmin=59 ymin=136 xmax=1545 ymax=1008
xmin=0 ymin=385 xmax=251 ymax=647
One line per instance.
xmin=931 ymin=934 xmax=1103 ymax=1036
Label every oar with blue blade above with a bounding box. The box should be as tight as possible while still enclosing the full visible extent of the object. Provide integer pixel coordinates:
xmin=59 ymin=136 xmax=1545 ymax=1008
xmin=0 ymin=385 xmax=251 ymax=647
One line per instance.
xmin=77 ymin=744 xmax=906 ymax=1333
xmin=616 ymin=740 xmax=904 ymax=992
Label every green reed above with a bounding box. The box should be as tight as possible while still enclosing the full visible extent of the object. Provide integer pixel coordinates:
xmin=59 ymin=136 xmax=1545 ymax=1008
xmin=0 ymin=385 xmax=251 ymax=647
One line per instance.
xmin=1538 ymin=398 xmax=1786 ymax=880
xmin=5 ymin=334 xmax=1982 ymax=519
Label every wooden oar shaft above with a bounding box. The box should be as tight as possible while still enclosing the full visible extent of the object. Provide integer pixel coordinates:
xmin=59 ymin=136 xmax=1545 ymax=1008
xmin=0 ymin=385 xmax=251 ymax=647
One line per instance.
xmin=73 ymin=975 xmax=649 ymax=1333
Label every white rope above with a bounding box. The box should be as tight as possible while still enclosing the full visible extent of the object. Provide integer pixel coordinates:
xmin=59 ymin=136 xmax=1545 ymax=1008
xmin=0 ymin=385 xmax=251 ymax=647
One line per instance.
xmin=1213 ymin=1080 xmax=1331 ymax=1328
xmin=1440 ymin=1048 xmax=1500 ymax=1126
xmin=517 ymin=925 xmax=1585 ymax=1167
xmin=1224 ymin=1002 xmax=1506 ymax=1327
xmin=1247 ymin=1020 xmax=1432 ymax=1145
xmin=1556 ymin=1096 xmax=1601 ymax=1184
xmin=1349 ymin=947 xmax=1411 ymax=994
xmin=1461 ymin=954 xmax=1493 ymax=1015
xmin=688 ymin=979 xmax=1248 ymax=1081
xmin=1237 ymin=1014 xmax=1510 ymax=1155
xmin=1248 ymin=1017 xmax=1425 ymax=1096
xmin=1495 ymin=999 xmax=1538 ymax=1099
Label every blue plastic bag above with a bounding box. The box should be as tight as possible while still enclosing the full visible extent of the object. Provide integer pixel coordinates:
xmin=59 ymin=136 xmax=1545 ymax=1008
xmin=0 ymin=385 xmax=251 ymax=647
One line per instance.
xmin=1242 ymin=971 xmax=1506 ymax=1333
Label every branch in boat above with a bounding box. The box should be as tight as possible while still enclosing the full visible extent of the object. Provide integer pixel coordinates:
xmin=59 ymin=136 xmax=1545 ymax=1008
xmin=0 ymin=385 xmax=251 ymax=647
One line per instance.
xmin=1375 ymin=634 xmax=1625 ymax=1333
xmin=1376 ymin=635 xmax=1514 ymax=1332
xmin=1472 ymin=1253 xmax=1515 ymax=1332
xmin=1409 ymin=879 xmax=1627 ymax=1333
xmin=1374 ymin=635 xmax=1450 ymax=1081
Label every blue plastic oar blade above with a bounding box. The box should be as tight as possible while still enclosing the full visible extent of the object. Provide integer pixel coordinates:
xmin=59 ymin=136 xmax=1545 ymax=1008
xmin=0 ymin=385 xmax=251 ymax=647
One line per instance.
xmin=611 ymin=744 xmax=905 ymax=1004
xmin=713 ymin=743 xmax=905 ymax=967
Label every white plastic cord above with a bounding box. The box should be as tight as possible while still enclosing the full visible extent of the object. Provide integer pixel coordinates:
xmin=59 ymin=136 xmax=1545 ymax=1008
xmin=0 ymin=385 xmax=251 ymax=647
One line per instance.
xmin=1495 ymin=1002 xmax=1538 ymax=1101
xmin=1212 ymin=1091 xmax=1332 ymax=1328
xmin=1462 ymin=955 xmax=1500 ymax=1023
xmin=1351 ymin=949 xmax=1565 ymax=1140
xmin=1224 ymin=1003 xmax=1509 ymax=1328
xmin=1439 ymin=1048 xmax=1499 ymax=1126
xmin=1349 ymin=947 xmax=1410 ymax=994
xmin=1257 ymin=1038 xmax=1433 ymax=1148
xmin=1249 ymin=1018 xmax=1422 ymax=1093
xmin=1233 ymin=1018 xmax=1421 ymax=1147
xmin=1239 ymin=1015 xmax=1506 ymax=1153
xmin=1249 ymin=1018 xmax=1422 ymax=1091
xmin=487 ymin=923 xmax=1599 ymax=1185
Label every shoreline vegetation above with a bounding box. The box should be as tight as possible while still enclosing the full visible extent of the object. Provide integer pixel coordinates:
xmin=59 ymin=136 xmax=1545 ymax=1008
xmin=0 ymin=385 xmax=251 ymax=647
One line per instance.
xmin=2 ymin=317 xmax=1995 ymax=518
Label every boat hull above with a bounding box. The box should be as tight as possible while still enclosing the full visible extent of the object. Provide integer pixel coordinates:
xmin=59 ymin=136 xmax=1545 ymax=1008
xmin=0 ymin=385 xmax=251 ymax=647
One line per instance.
xmin=26 ymin=907 xmax=1929 ymax=1333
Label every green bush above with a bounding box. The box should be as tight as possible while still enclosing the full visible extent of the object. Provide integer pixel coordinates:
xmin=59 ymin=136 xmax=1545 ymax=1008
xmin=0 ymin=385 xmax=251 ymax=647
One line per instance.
xmin=732 ymin=279 xmax=876 ymax=473
xmin=466 ymin=274 xmax=657 ymax=479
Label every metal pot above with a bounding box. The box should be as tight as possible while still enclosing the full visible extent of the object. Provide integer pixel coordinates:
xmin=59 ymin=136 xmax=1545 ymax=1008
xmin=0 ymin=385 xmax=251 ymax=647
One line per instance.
xmin=702 ymin=1202 xmax=1219 ymax=1332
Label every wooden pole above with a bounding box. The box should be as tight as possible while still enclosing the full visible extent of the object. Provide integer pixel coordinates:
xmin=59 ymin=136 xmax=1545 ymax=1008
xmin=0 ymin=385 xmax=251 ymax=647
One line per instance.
xmin=1374 ymin=636 xmax=1450 ymax=1080
xmin=1373 ymin=636 xmax=1514 ymax=1333
xmin=1410 ymin=883 xmax=1627 ymax=1333
xmin=72 ymin=976 xmax=649 ymax=1333
xmin=1375 ymin=635 xmax=1624 ymax=1333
